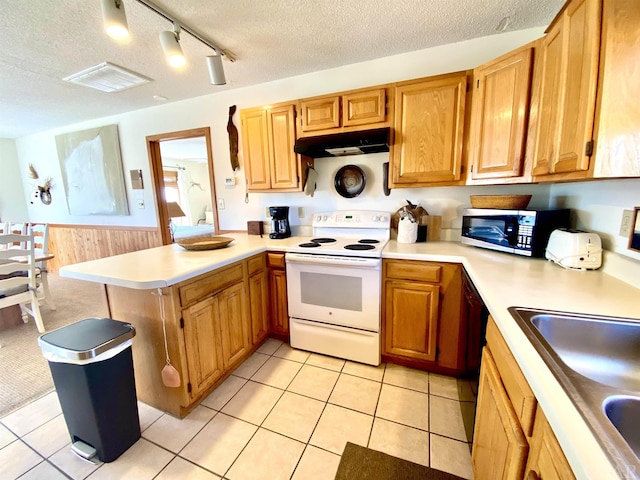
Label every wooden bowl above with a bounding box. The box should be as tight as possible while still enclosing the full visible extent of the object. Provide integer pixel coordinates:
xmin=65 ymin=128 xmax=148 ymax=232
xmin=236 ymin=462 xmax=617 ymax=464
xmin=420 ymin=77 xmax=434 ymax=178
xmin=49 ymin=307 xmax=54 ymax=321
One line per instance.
xmin=469 ymin=195 xmax=532 ymax=209
xmin=177 ymin=236 xmax=234 ymax=251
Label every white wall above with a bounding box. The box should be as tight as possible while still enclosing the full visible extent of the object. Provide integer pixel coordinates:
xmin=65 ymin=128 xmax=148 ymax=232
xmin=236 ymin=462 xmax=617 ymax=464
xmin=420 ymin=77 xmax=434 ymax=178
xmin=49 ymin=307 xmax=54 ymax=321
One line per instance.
xmin=0 ymin=138 xmax=28 ymax=222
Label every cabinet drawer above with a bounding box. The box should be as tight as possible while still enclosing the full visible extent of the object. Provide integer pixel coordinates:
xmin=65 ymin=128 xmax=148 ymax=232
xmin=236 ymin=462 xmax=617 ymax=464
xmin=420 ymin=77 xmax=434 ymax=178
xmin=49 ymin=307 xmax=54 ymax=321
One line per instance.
xmin=384 ymin=259 xmax=442 ymax=283
xmin=179 ymin=263 xmax=244 ymax=307
xmin=247 ymin=254 xmax=266 ymax=276
xmin=486 ymin=317 xmax=537 ymax=436
xmin=267 ymin=252 xmax=286 ymax=269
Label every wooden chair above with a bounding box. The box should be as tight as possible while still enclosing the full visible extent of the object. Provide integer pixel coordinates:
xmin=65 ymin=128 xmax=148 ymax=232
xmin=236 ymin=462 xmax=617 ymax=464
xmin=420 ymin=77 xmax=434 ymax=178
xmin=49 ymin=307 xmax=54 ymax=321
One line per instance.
xmin=0 ymin=232 xmax=45 ymax=333
xmin=29 ymin=223 xmax=56 ymax=310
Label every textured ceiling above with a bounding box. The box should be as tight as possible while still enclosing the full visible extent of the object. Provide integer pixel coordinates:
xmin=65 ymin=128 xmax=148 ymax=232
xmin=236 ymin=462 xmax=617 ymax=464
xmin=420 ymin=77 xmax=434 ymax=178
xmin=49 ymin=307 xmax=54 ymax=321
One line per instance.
xmin=0 ymin=0 xmax=564 ymax=138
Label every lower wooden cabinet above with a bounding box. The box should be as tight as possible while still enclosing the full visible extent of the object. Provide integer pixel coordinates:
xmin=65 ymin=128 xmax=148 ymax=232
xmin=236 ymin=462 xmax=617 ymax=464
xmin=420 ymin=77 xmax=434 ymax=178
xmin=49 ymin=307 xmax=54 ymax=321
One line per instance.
xmin=267 ymin=252 xmax=289 ymax=336
xmin=381 ymin=259 xmax=466 ymax=373
xmin=247 ymin=254 xmax=269 ymax=344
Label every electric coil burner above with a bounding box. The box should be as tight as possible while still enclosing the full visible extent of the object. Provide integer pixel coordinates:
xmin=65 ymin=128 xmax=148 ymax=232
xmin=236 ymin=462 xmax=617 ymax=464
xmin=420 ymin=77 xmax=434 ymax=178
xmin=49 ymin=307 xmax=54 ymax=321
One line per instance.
xmin=286 ymin=210 xmax=391 ymax=366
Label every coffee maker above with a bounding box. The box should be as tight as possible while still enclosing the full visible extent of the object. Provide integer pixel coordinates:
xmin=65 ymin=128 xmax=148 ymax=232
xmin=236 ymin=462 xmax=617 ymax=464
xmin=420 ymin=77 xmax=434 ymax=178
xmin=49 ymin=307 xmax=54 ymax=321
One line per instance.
xmin=269 ymin=206 xmax=291 ymax=239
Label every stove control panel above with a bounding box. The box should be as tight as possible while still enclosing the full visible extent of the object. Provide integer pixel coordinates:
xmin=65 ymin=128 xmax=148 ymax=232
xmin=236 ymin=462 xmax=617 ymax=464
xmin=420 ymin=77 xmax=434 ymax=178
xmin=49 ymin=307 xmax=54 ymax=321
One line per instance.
xmin=313 ymin=210 xmax=391 ymax=228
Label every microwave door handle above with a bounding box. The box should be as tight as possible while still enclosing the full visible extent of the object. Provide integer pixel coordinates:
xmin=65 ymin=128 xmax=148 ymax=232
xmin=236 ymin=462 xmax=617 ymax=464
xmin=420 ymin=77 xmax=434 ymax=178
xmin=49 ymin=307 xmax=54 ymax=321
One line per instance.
xmin=505 ymin=219 xmax=519 ymax=246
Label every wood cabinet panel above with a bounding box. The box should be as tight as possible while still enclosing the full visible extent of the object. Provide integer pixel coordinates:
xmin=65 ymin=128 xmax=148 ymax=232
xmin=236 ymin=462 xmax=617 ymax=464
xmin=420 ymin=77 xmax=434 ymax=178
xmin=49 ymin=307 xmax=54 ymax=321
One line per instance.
xmin=178 ymin=263 xmax=243 ymax=308
xmin=248 ymin=266 xmax=269 ymax=344
xmin=470 ymin=47 xmax=533 ymax=180
xmin=391 ymin=72 xmax=468 ymax=186
xmin=268 ymin=269 xmax=289 ymax=336
xmin=343 ymin=88 xmax=386 ymax=126
xmin=218 ymin=282 xmax=250 ymax=367
xmin=384 ymin=260 xmax=441 ymax=283
xmin=267 ymin=252 xmax=286 ymax=269
xmin=300 ymin=95 xmax=340 ymax=131
xmin=526 ymin=405 xmax=576 ymax=480
xmin=267 ymin=104 xmax=299 ymax=189
xmin=472 ymin=347 xmax=529 ymax=480
xmin=384 ymin=280 xmax=439 ymax=361
xmin=240 ymin=108 xmax=271 ymax=189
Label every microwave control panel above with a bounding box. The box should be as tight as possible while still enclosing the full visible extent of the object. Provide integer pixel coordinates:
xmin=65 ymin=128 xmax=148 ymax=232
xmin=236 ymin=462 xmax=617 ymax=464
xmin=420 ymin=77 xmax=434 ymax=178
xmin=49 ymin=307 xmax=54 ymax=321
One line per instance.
xmin=516 ymin=215 xmax=535 ymax=251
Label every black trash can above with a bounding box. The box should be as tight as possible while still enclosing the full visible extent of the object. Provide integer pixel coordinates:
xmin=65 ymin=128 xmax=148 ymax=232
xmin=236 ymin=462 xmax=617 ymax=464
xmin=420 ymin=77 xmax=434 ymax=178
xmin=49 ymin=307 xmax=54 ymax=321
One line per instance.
xmin=38 ymin=317 xmax=140 ymax=463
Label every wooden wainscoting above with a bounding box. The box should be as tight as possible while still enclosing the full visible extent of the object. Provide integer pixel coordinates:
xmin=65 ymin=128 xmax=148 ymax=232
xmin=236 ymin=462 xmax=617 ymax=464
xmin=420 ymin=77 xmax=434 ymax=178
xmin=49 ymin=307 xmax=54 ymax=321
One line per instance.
xmin=47 ymin=225 xmax=163 ymax=273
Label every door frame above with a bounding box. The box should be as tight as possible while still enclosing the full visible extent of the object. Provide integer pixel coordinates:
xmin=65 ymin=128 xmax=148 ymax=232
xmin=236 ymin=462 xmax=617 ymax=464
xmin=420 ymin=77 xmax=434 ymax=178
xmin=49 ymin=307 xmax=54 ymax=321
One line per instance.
xmin=146 ymin=127 xmax=219 ymax=245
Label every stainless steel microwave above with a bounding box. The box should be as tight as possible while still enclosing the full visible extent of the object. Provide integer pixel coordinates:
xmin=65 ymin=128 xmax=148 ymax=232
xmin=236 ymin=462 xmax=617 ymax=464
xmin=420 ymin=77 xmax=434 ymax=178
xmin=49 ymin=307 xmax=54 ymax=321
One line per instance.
xmin=461 ymin=208 xmax=570 ymax=257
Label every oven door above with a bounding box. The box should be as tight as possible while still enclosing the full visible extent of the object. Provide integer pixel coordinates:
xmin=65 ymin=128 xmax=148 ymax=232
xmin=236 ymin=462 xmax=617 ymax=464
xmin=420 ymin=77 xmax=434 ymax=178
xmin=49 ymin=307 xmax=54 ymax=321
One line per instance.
xmin=285 ymin=253 xmax=381 ymax=332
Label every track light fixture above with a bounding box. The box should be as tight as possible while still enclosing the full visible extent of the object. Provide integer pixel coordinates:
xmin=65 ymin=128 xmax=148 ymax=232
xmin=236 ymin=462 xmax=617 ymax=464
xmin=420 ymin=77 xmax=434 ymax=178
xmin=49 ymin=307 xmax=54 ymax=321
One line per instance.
xmin=101 ymin=0 xmax=129 ymax=39
xmin=101 ymin=0 xmax=235 ymax=83
xmin=159 ymin=25 xmax=186 ymax=68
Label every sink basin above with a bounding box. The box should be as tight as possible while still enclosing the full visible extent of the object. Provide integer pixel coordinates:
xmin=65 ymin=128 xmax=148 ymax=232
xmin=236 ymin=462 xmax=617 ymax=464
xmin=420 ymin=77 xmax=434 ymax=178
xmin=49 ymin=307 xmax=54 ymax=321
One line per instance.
xmin=508 ymin=307 xmax=640 ymax=478
xmin=527 ymin=311 xmax=640 ymax=390
xmin=604 ymin=396 xmax=640 ymax=458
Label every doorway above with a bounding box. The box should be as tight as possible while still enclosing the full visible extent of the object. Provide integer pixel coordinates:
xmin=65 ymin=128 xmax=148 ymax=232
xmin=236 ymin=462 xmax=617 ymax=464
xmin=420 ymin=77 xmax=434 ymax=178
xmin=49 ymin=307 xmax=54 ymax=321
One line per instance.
xmin=146 ymin=127 xmax=219 ymax=245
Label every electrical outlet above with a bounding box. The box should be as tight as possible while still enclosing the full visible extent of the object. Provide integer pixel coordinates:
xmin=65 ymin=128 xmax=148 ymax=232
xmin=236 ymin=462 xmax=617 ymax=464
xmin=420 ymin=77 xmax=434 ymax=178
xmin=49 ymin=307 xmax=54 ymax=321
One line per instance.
xmin=619 ymin=209 xmax=633 ymax=237
xmin=218 ymin=198 xmax=225 ymax=210
xmin=136 ymin=199 xmax=144 ymax=209
xmin=298 ymin=207 xmax=305 ymax=218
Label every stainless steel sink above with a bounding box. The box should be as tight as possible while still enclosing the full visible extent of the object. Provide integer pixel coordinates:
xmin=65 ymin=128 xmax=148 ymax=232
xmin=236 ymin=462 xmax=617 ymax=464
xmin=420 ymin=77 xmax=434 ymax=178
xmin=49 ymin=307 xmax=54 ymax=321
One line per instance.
xmin=509 ymin=307 xmax=640 ymax=479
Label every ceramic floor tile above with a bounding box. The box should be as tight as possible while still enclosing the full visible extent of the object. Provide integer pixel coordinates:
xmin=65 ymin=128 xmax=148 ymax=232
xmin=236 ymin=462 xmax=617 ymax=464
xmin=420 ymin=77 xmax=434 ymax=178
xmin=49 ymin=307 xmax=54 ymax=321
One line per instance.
xmin=1 ymin=392 xmax=61 ymax=437
xmin=155 ymin=456 xmax=222 ymax=479
xmin=305 ymin=353 xmax=346 ymax=371
xmin=201 ymin=375 xmax=247 ymax=411
xmin=368 ymin=417 xmax=429 ymax=466
xmin=328 ymin=374 xmax=381 ymax=415
xmin=430 ymin=434 xmax=473 ymax=480
xmin=429 ymin=372 xmax=462 ymax=400
xmin=181 ymin=413 xmax=257 ymax=476
xmin=226 ymin=428 xmax=305 ymax=480
xmin=250 ymin=356 xmax=303 ymax=389
xmin=21 ymin=414 xmax=70 ymax=458
xmin=291 ymin=445 xmax=341 ymax=480
xmin=0 ymin=422 xmax=17 ymax=449
xmin=49 ymin=445 xmax=102 ymax=480
xmin=383 ymin=364 xmax=429 ymax=393
xmin=376 ymin=384 xmax=429 ymax=430
xmin=85 ymin=438 xmax=173 ymax=480
xmin=287 ymin=365 xmax=339 ymax=402
xmin=18 ymin=460 xmax=68 ymax=480
xmin=273 ymin=343 xmax=311 ymax=363
xmin=0 ymin=440 xmax=43 ymax=479
xmin=263 ymin=392 xmax=325 ymax=442
xmin=457 ymin=378 xmax=478 ymax=402
xmin=342 ymin=361 xmax=385 ymax=382
xmin=137 ymin=401 xmax=164 ymax=432
xmin=221 ymin=381 xmax=283 ymax=425
xmin=256 ymin=338 xmax=283 ymax=355
xmin=232 ymin=352 xmax=270 ymax=379
xmin=142 ymin=405 xmax=216 ymax=453
xmin=309 ymin=404 xmax=373 ymax=455
xmin=429 ymin=395 xmax=467 ymax=441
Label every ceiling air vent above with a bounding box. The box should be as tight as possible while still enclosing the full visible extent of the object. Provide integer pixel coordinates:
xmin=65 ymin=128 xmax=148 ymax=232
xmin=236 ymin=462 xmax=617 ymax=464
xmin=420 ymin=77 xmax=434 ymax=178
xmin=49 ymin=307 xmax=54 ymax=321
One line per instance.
xmin=63 ymin=62 xmax=151 ymax=93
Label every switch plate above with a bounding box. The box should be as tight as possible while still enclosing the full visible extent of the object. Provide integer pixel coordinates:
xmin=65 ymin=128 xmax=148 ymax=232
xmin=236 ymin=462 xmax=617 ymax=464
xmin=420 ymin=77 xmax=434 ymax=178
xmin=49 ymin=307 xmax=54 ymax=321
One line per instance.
xmin=218 ymin=198 xmax=225 ymax=210
xmin=298 ymin=207 xmax=305 ymax=218
xmin=620 ymin=210 xmax=633 ymax=236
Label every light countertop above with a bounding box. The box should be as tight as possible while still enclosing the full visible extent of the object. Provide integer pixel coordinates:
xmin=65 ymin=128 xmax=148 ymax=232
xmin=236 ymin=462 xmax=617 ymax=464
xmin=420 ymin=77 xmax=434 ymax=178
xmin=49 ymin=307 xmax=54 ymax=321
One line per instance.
xmin=60 ymin=235 xmax=639 ymax=479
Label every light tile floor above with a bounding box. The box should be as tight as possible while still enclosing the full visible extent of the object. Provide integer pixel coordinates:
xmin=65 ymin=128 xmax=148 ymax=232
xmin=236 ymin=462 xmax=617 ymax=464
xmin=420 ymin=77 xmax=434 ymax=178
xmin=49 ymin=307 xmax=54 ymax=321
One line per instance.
xmin=0 ymin=338 xmax=477 ymax=479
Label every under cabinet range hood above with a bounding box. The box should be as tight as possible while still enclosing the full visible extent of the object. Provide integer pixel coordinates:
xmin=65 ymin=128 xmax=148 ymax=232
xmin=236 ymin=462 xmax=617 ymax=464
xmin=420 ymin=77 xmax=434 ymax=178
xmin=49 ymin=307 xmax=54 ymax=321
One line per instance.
xmin=294 ymin=127 xmax=390 ymax=158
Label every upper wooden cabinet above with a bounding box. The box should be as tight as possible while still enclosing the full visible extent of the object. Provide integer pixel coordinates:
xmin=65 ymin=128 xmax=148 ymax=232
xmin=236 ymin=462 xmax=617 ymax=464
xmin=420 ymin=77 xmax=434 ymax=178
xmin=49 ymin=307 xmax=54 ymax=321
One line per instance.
xmin=298 ymin=87 xmax=387 ymax=135
xmin=531 ymin=0 xmax=640 ymax=180
xmin=240 ymin=102 xmax=302 ymax=192
xmin=389 ymin=72 xmax=469 ymax=187
xmin=468 ymin=44 xmax=534 ymax=182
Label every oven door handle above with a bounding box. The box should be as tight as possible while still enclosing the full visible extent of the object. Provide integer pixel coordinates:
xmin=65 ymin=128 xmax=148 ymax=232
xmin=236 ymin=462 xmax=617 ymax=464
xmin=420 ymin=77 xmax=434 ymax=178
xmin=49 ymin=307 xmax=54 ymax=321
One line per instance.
xmin=285 ymin=252 xmax=381 ymax=268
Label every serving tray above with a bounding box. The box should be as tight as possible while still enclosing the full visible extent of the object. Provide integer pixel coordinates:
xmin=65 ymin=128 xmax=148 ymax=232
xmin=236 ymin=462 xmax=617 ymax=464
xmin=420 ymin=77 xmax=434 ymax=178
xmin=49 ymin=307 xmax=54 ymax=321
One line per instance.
xmin=177 ymin=236 xmax=234 ymax=251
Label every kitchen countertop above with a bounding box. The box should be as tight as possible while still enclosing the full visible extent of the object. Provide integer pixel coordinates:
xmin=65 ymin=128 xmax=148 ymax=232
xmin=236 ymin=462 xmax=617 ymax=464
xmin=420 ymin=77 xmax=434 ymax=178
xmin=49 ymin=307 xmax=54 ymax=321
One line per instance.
xmin=60 ymin=235 xmax=639 ymax=479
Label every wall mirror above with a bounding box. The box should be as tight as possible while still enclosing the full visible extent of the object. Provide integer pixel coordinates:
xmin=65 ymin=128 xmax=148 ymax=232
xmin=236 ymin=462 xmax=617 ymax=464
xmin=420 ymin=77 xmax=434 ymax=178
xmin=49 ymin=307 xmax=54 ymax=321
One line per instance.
xmin=629 ymin=206 xmax=640 ymax=253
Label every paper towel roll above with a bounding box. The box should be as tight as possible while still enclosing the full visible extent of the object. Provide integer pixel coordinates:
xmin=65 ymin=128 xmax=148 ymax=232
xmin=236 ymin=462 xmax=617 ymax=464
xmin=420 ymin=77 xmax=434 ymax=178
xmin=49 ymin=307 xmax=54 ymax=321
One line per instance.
xmin=397 ymin=218 xmax=418 ymax=243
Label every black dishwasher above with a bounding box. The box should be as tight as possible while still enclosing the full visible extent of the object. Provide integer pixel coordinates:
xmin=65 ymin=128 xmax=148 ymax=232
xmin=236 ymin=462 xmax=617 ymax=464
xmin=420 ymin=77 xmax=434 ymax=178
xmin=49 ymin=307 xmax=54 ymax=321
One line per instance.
xmin=462 ymin=270 xmax=488 ymax=374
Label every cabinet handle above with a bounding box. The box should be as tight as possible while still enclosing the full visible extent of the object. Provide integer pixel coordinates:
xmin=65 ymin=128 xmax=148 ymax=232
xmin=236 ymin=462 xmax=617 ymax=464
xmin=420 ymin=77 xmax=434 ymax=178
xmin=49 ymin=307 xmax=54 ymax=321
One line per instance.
xmin=526 ymin=470 xmax=540 ymax=480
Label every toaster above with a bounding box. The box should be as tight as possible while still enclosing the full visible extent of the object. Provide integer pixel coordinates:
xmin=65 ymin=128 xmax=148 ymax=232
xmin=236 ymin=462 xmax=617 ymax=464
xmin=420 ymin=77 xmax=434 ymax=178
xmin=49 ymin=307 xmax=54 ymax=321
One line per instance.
xmin=545 ymin=228 xmax=602 ymax=270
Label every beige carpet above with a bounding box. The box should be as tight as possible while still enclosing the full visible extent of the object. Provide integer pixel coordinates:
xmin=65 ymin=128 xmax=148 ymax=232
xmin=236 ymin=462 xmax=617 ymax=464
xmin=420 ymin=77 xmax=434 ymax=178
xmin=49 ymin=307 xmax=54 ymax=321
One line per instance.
xmin=0 ymin=273 xmax=109 ymax=418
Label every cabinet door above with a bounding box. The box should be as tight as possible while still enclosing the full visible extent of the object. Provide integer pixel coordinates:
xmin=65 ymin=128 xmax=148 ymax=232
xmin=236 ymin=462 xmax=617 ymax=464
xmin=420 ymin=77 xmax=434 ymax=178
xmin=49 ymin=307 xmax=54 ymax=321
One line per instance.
xmin=249 ymin=270 xmax=270 ymax=344
xmin=182 ymin=296 xmax=224 ymax=398
xmin=218 ymin=282 xmax=250 ymax=368
xmin=383 ymin=280 xmax=440 ymax=361
xmin=268 ymin=269 xmax=289 ymax=335
xmin=300 ymin=96 xmax=340 ymax=131
xmin=241 ymin=108 xmax=271 ymax=189
xmin=471 ymin=48 xmax=533 ymax=179
xmin=526 ymin=406 xmax=576 ymax=480
xmin=342 ymin=88 xmax=386 ymax=127
xmin=391 ymin=73 xmax=467 ymax=185
xmin=472 ymin=348 xmax=528 ymax=480
xmin=267 ymin=104 xmax=299 ymax=189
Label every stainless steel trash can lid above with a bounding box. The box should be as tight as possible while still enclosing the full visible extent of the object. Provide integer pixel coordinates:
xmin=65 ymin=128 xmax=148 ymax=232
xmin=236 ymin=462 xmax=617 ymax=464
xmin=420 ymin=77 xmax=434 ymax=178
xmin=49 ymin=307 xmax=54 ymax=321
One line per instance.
xmin=38 ymin=317 xmax=135 ymax=362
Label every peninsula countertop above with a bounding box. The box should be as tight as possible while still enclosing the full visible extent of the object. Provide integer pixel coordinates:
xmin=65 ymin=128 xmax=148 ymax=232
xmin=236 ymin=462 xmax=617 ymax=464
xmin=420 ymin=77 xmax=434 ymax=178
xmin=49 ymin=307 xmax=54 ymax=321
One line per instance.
xmin=60 ymin=234 xmax=640 ymax=479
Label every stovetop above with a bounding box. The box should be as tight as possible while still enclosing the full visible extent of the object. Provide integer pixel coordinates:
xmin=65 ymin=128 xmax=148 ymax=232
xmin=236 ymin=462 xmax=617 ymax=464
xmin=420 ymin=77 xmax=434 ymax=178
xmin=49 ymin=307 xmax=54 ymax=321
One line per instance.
xmin=287 ymin=210 xmax=391 ymax=258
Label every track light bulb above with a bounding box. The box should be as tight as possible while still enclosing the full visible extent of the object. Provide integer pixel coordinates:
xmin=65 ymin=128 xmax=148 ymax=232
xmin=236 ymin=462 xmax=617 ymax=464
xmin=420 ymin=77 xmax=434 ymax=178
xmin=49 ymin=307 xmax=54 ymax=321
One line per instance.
xmin=101 ymin=0 xmax=129 ymax=39
xmin=159 ymin=30 xmax=186 ymax=67
xmin=206 ymin=54 xmax=226 ymax=85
